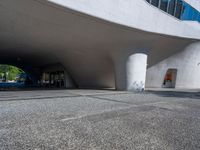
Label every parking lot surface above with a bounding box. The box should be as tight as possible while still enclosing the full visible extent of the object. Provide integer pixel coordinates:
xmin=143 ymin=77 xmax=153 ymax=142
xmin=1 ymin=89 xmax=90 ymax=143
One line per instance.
xmin=1 ymin=89 xmax=200 ymax=150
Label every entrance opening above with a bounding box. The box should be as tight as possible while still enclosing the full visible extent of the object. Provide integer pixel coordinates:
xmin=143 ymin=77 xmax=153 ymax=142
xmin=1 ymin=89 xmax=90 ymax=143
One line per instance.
xmin=0 ymin=64 xmax=68 ymax=90
xmin=42 ymin=71 xmax=65 ymax=88
xmin=162 ymin=68 xmax=177 ymax=88
xmin=0 ymin=64 xmax=33 ymax=89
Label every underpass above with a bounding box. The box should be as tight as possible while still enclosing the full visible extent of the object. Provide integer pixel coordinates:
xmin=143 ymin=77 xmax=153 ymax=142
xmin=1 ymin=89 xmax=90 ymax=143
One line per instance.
xmin=1 ymin=0 xmax=200 ymax=91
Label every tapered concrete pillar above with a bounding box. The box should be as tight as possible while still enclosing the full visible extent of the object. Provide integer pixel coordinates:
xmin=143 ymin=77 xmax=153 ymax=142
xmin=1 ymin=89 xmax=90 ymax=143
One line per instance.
xmin=114 ymin=52 xmax=148 ymax=91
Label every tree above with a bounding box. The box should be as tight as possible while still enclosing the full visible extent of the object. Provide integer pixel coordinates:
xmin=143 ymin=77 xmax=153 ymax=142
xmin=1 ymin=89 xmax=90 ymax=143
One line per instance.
xmin=0 ymin=65 xmax=24 ymax=81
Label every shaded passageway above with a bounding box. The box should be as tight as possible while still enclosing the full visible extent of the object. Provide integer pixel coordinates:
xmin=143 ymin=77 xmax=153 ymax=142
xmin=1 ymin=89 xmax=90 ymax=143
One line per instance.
xmin=0 ymin=0 xmax=200 ymax=91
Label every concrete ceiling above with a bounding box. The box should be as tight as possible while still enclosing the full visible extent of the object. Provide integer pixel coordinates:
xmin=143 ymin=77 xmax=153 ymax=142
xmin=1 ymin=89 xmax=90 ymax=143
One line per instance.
xmin=0 ymin=0 xmax=197 ymax=87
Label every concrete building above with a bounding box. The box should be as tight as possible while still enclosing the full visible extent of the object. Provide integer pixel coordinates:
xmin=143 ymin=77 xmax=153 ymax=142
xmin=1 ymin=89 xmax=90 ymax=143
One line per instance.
xmin=0 ymin=0 xmax=200 ymax=91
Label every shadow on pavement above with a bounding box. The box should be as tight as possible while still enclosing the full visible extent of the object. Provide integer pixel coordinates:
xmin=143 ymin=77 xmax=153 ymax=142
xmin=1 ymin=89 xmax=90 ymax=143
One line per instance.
xmin=146 ymin=90 xmax=200 ymax=99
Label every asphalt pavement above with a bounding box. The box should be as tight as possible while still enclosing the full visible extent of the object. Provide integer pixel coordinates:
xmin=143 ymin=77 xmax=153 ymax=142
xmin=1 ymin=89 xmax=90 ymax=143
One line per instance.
xmin=0 ymin=89 xmax=200 ymax=150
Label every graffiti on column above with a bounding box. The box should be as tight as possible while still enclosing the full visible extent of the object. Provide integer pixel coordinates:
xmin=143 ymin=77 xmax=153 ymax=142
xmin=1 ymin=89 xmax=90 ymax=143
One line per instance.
xmin=131 ymin=81 xmax=145 ymax=91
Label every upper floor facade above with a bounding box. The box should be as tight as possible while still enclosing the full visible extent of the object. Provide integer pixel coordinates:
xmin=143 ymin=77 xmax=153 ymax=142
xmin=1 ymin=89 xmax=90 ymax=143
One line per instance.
xmin=146 ymin=0 xmax=200 ymax=23
xmin=47 ymin=0 xmax=200 ymax=39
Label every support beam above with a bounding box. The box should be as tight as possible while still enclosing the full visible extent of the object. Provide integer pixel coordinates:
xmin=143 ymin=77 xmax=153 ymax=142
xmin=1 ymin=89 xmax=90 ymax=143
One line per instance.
xmin=113 ymin=51 xmax=148 ymax=91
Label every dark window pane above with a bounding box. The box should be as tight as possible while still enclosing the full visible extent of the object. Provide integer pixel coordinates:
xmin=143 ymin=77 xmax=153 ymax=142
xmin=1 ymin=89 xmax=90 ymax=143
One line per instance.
xmin=151 ymin=0 xmax=159 ymax=7
xmin=160 ymin=0 xmax=169 ymax=12
xmin=168 ymin=0 xmax=176 ymax=16
xmin=175 ymin=0 xmax=183 ymax=19
xmin=146 ymin=0 xmax=150 ymax=3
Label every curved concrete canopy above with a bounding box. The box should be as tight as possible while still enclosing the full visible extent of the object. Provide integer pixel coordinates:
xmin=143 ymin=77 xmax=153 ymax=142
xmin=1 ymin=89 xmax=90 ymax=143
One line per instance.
xmin=0 ymin=0 xmax=199 ymax=88
xmin=48 ymin=0 xmax=200 ymax=39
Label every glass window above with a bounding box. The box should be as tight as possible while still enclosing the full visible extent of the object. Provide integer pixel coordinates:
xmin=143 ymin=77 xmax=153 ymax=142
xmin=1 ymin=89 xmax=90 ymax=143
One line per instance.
xmin=180 ymin=3 xmax=187 ymax=20
xmin=146 ymin=0 xmax=200 ymax=23
xmin=181 ymin=3 xmax=194 ymax=20
xmin=151 ymin=0 xmax=159 ymax=7
xmin=192 ymin=9 xmax=199 ymax=21
xmin=146 ymin=0 xmax=150 ymax=3
xmin=160 ymin=0 xmax=169 ymax=12
xmin=168 ymin=0 xmax=176 ymax=16
xmin=175 ymin=0 xmax=183 ymax=19
xmin=198 ymin=13 xmax=200 ymax=22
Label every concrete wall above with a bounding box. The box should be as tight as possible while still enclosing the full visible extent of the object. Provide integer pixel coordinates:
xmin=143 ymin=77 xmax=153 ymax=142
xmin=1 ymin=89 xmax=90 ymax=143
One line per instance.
xmin=48 ymin=0 xmax=200 ymax=39
xmin=111 ymin=50 xmax=148 ymax=91
xmin=0 ymin=0 xmax=200 ymax=90
xmin=146 ymin=42 xmax=200 ymax=89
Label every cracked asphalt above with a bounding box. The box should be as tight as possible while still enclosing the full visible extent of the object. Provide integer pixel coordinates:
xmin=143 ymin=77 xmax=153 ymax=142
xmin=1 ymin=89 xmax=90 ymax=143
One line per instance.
xmin=1 ymin=89 xmax=200 ymax=150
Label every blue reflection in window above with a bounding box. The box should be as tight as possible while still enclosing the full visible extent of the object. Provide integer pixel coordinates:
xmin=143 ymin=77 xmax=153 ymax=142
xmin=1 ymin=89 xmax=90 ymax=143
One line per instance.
xmin=176 ymin=2 xmax=200 ymax=22
xmin=198 ymin=14 xmax=200 ymax=22
xmin=181 ymin=3 xmax=194 ymax=20
xmin=146 ymin=0 xmax=200 ymax=23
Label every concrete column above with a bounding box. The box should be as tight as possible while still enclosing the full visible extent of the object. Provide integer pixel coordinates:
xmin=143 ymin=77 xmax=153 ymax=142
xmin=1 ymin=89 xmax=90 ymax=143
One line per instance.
xmin=114 ymin=52 xmax=148 ymax=91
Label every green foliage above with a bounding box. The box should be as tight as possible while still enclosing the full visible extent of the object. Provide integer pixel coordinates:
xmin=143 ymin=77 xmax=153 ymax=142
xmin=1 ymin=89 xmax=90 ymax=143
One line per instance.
xmin=0 ymin=65 xmax=24 ymax=81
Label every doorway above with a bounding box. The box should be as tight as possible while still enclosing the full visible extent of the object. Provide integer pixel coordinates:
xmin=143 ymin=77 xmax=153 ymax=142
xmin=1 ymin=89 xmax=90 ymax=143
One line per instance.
xmin=162 ymin=69 xmax=177 ymax=88
xmin=42 ymin=71 xmax=65 ymax=88
xmin=49 ymin=71 xmax=65 ymax=88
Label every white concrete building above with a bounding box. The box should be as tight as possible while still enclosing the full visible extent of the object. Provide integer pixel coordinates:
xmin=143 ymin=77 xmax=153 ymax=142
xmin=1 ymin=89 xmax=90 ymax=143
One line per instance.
xmin=0 ymin=0 xmax=200 ymax=90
